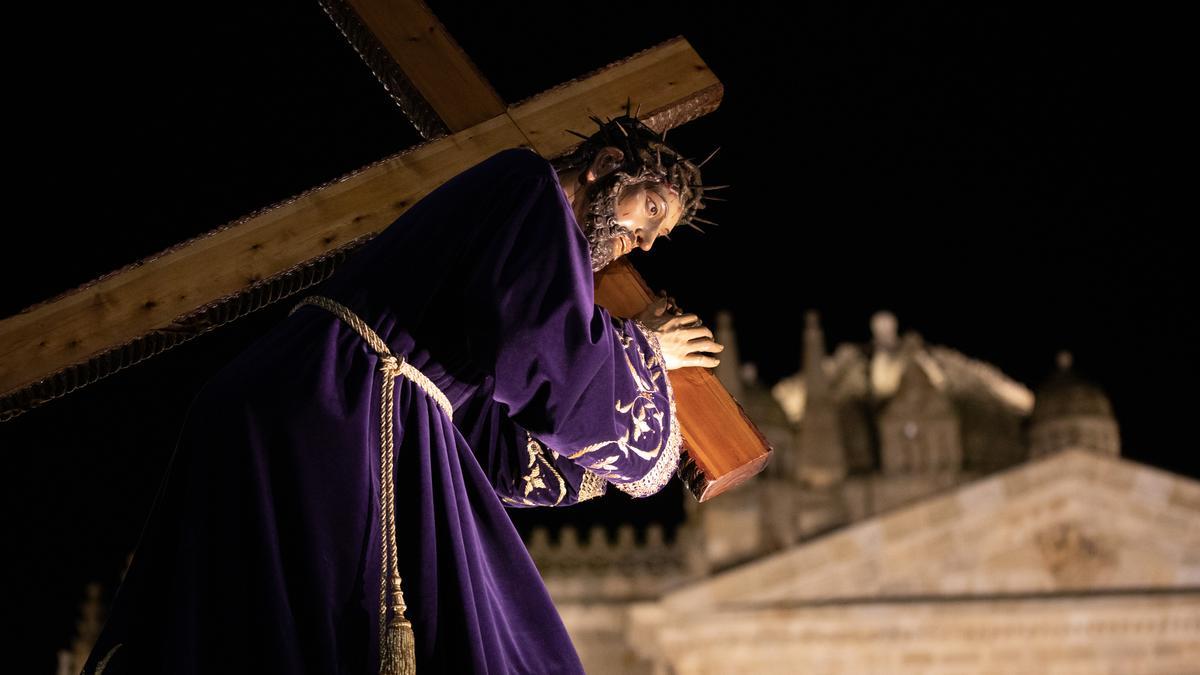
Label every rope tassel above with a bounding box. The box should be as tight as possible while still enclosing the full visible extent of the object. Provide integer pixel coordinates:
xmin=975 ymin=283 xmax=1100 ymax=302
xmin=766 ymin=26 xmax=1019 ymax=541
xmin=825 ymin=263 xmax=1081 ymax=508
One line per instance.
xmin=378 ymin=358 xmax=416 ymax=675
xmin=381 ymin=613 xmax=417 ymax=675
xmin=381 ymin=571 xmax=416 ymax=675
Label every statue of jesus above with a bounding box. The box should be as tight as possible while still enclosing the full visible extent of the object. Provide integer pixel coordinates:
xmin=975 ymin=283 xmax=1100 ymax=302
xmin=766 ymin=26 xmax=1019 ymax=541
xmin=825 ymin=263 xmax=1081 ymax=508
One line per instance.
xmin=84 ymin=115 xmax=724 ymax=674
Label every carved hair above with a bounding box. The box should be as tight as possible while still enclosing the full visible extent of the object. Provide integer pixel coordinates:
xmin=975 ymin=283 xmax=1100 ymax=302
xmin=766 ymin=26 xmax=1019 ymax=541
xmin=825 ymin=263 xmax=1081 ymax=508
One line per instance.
xmin=552 ymin=108 xmax=723 ymax=233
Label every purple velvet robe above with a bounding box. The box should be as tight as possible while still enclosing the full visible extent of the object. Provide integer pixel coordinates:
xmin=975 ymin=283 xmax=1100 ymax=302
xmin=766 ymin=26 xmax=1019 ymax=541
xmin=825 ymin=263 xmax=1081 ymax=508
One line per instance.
xmin=84 ymin=148 xmax=680 ymax=674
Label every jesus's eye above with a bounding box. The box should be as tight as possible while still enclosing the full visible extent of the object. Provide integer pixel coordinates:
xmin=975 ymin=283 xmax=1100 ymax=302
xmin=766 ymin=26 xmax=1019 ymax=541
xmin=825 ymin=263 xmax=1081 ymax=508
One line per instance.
xmin=646 ymin=196 xmax=658 ymax=216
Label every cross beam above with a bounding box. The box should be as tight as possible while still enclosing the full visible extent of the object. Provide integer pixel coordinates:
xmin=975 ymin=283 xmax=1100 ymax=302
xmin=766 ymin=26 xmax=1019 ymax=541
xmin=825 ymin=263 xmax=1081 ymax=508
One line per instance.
xmin=0 ymin=3 xmax=768 ymax=500
xmin=0 ymin=38 xmax=715 ymax=404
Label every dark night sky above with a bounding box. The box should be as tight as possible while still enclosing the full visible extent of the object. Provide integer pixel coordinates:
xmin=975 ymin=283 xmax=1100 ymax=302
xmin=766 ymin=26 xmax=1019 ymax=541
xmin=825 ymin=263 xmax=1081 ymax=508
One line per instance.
xmin=3 ymin=2 xmax=1194 ymax=670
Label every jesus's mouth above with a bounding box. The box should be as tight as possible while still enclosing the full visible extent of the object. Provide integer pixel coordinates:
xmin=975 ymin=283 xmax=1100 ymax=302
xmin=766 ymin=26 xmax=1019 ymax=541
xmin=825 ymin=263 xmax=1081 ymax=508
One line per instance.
xmin=613 ymin=233 xmax=632 ymax=256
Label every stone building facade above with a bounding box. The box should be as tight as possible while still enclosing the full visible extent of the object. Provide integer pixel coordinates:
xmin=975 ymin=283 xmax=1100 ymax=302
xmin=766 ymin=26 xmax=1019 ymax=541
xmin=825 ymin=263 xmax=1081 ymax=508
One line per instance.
xmin=526 ymin=311 xmax=1198 ymax=674
xmin=628 ymin=450 xmax=1200 ymax=674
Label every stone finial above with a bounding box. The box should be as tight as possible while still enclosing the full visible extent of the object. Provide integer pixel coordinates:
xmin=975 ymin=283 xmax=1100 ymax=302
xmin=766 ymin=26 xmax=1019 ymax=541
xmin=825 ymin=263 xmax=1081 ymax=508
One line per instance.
xmin=805 ymin=309 xmax=820 ymax=331
xmin=797 ymin=309 xmax=847 ymax=487
xmin=1057 ymin=350 xmax=1074 ymax=371
xmin=803 ymin=310 xmax=829 ymax=397
xmin=871 ymin=310 xmax=899 ymax=350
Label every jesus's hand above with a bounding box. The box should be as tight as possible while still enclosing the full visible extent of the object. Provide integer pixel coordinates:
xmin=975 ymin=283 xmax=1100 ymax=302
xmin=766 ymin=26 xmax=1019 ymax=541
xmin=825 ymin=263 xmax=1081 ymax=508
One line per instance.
xmin=634 ymin=296 xmax=724 ymax=370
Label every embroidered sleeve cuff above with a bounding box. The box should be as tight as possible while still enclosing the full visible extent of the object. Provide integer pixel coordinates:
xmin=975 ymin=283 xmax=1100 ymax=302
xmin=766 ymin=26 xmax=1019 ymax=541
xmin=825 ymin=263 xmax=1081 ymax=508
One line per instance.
xmin=610 ymin=320 xmax=682 ymax=498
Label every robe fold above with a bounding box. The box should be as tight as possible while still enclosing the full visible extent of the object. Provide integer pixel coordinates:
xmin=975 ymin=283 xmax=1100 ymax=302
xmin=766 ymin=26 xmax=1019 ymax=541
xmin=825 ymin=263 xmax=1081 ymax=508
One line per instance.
xmin=84 ymin=148 xmax=680 ymax=674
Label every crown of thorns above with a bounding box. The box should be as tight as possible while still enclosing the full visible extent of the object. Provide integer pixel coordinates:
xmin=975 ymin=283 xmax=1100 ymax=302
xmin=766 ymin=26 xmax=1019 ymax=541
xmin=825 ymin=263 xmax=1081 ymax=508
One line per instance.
xmin=559 ymin=102 xmax=726 ymax=232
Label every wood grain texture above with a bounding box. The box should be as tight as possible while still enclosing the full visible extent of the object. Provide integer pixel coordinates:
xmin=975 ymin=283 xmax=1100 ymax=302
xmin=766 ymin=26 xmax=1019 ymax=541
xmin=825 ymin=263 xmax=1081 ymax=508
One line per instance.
xmin=344 ymin=0 xmax=505 ymax=132
xmin=510 ymin=37 xmax=723 ymax=158
xmin=318 ymin=0 xmax=449 ymax=139
xmin=0 ymin=39 xmax=729 ymax=402
xmin=595 ymin=260 xmax=772 ymax=501
xmin=0 ymin=117 xmax=528 ymax=395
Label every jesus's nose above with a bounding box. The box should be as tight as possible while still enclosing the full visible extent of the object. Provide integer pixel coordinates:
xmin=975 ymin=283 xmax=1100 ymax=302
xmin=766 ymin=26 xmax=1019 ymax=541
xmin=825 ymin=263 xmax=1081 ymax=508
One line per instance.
xmin=634 ymin=230 xmax=655 ymax=251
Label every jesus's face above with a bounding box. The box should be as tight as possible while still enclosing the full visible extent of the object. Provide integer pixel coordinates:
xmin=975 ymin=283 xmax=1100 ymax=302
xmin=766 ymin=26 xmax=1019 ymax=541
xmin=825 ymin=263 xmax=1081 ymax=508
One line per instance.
xmin=572 ymin=148 xmax=684 ymax=271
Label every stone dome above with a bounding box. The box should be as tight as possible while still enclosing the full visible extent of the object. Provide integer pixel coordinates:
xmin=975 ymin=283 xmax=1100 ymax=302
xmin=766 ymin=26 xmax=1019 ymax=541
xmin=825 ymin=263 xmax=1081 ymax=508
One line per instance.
xmin=1031 ymin=351 xmax=1115 ymax=423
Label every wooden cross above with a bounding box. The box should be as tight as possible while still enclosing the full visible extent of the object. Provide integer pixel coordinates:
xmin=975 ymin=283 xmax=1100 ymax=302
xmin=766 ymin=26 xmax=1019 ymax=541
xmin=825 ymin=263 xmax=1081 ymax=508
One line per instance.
xmin=0 ymin=0 xmax=769 ymax=500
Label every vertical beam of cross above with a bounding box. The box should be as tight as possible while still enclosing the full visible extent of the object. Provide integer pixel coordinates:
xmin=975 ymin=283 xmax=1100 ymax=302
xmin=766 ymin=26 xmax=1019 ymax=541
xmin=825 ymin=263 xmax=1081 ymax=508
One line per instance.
xmin=321 ymin=0 xmax=504 ymax=139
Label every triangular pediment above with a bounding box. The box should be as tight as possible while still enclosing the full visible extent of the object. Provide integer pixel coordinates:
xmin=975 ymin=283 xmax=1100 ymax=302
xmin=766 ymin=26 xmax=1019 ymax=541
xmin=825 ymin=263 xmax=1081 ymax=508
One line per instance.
xmin=662 ymin=450 xmax=1200 ymax=610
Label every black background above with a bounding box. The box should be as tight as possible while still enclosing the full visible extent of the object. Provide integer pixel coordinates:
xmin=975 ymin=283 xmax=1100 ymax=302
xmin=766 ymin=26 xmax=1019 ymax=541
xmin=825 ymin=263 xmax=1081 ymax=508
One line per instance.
xmin=3 ymin=2 xmax=1194 ymax=670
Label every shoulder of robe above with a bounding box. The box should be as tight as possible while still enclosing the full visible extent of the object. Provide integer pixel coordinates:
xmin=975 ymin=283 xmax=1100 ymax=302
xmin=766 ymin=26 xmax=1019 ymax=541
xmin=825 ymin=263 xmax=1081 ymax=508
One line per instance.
xmin=483 ymin=147 xmax=557 ymax=183
xmin=480 ymin=147 xmax=583 ymax=249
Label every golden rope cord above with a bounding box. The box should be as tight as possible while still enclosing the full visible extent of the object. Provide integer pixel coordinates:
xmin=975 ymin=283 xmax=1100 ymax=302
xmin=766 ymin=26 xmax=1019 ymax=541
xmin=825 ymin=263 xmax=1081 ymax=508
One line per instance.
xmin=290 ymin=296 xmax=453 ymax=419
xmin=289 ymin=295 xmax=441 ymax=674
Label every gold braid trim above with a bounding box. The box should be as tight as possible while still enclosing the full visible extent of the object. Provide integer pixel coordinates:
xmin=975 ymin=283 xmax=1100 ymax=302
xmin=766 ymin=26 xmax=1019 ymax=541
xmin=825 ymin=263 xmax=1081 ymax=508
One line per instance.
xmin=577 ymin=470 xmax=608 ymax=502
xmin=291 ymin=295 xmax=447 ymax=675
xmin=610 ymin=322 xmax=681 ymax=498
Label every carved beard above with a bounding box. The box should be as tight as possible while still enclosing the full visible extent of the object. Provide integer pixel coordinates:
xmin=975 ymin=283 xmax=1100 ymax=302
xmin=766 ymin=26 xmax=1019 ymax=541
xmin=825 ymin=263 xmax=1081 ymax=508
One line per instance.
xmin=578 ymin=172 xmax=635 ymax=272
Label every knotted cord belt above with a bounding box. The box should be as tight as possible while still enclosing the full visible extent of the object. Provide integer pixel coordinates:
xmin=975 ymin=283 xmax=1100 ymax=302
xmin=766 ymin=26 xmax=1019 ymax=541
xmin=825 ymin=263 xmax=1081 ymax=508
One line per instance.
xmin=291 ymin=295 xmax=452 ymax=675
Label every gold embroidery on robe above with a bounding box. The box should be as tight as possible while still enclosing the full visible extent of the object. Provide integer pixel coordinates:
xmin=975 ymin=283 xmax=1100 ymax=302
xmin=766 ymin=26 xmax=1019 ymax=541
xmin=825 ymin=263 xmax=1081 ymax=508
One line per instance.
xmin=563 ymin=320 xmax=681 ymax=498
xmin=519 ymin=433 xmax=568 ymax=505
